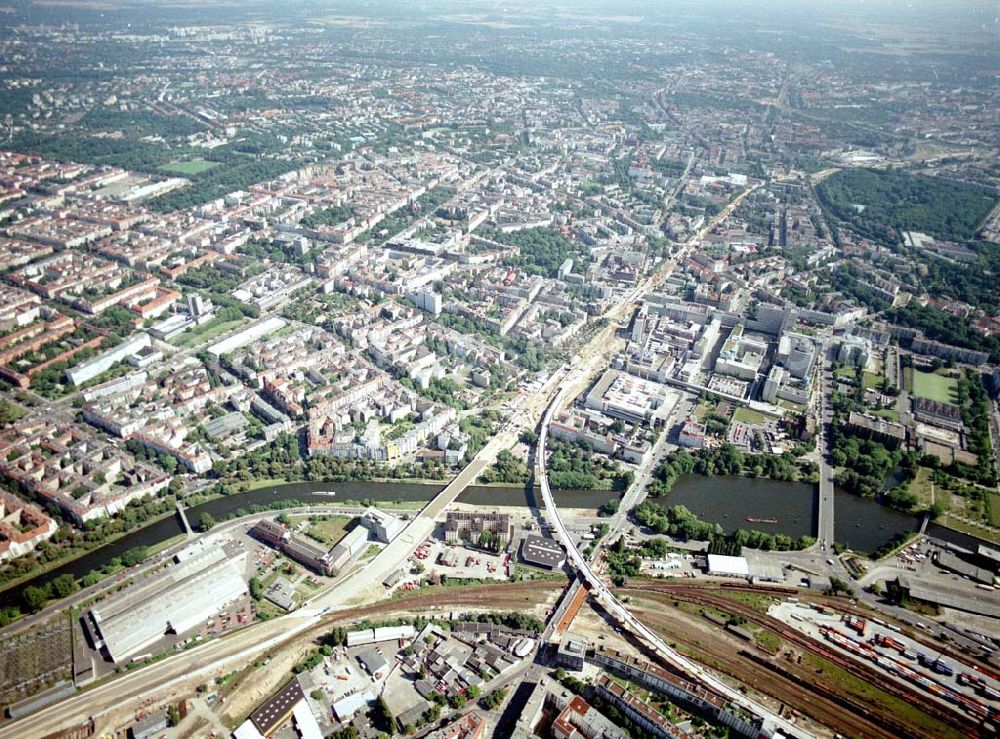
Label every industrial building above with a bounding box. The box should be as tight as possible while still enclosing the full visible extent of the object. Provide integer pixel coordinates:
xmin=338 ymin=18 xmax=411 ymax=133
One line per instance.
xmin=327 ymin=525 xmax=370 ymax=572
xmin=331 ymin=691 xmax=376 ymax=723
xmin=444 ymin=511 xmax=511 ymax=546
xmin=934 ymin=551 xmax=996 ymax=585
xmin=357 ymin=648 xmax=390 ymax=678
xmin=250 ymin=679 xmax=304 ymax=737
xmin=520 ymin=534 xmax=566 ymax=570
xmin=282 ymin=534 xmax=335 ymax=575
xmin=360 ymin=507 xmax=405 ymax=543
xmin=128 ymin=710 xmax=169 ymax=739
xmin=250 ymin=518 xmax=374 ymax=576
xmin=705 ymin=554 xmax=750 ymax=579
xmin=84 ymin=543 xmax=249 ymax=662
xmin=345 ymin=625 xmax=416 ymax=647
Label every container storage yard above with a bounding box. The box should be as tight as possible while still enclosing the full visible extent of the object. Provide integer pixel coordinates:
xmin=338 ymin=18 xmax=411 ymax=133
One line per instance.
xmin=770 ymin=599 xmax=1000 ymax=723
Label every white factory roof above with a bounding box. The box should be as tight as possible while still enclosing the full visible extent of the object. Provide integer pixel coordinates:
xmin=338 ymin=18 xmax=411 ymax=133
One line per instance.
xmin=233 ymin=720 xmax=266 ymax=739
xmin=346 ymin=628 xmax=375 ymax=647
xmin=706 ymin=554 xmax=750 ymax=577
xmin=373 ymin=625 xmax=415 ymax=642
xmin=93 ymin=549 xmax=248 ymax=661
xmin=331 ymin=691 xmax=375 ymax=722
xmin=292 ymin=701 xmax=323 ymax=739
xmin=346 ymin=624 xmax=415 ymax=648
xmin=339 ymin=525 xmax=370 ymax=555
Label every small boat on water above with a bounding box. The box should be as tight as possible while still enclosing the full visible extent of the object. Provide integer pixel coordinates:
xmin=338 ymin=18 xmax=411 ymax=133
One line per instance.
xmin=314 ymin=491 xmax=337 ymax=497
xmin=745 ymin=516 xmax=778 ymax=524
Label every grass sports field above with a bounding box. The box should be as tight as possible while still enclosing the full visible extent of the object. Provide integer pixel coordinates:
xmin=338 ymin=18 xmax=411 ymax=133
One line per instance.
xmin=911 ymin=370 xmax=958 ymax=404
xmin=159 ymin=159 xmax=219 ymax=176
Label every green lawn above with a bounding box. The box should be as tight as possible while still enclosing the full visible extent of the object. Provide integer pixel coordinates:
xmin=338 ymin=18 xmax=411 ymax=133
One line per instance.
xmin=285 ymin=515 xmax=353 ymax=546
xmin=732 ymin=406 xmax=771 ymax=426
xmin=834 ymin=366 xmax=857 ymax=381
xmin=692 ymin=401 xmax=713 ymax=421
xmin=871 ymin=407 xmax=900 ymax=423
xmin=862 ymin=372 xmax=884 ymax=390
xmin=168 ymin=317 xmax=247 ymax=349
xmin=776 ymin=399 xmax=808 ymax=412
xmin=911 ymin=370 xmax=959 ymax=404
xmin=909 ymin=467 xmax=941 ymax=513
xmin=159 ymin=159 xmax=219 ymax=176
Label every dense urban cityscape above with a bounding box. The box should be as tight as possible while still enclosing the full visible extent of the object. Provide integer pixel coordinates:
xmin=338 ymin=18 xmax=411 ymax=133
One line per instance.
xmin=0 ymin=1 xmax=997 ymax=738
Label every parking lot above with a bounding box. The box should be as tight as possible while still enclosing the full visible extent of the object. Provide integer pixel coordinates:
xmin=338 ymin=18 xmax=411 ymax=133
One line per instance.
xmin=639 ymin=551 xmax=700 ymax=578
xmin=411 ymin=538 xmax=510 ymax=582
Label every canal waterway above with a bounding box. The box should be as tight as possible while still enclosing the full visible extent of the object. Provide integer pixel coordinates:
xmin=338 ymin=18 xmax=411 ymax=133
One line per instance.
xmin=649 ymin=474 xmax=921 ymax=554
xmin=0 ymin=480 xmax=607 ymax=612
xmin=0 ymin=475 xmax=990 ymax=612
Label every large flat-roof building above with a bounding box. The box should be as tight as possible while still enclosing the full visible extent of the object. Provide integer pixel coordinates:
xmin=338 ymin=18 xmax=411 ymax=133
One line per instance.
xmin=251 ymin=679 xmax=304 ymax=737
xmin=86 ymin=544 xmax=248 ymax=662
xmin=934 ymin=551 xmax=995 ymax=585
xmin=520 ymin=534 xmax=565 ymax=570
xmin=706 ymin=554 xmax=749 ymax=579
xmin=584 ymin=369 xmax=674 ymax=427
xmin=360 ymin=507 xmax=405 ymax=543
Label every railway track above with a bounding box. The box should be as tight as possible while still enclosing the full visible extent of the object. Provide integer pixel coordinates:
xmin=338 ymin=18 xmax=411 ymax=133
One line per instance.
xmin=712 ymin=582 xmax=985 ymax=669
xmin=739 ymin=648 xmax=950 ymax=739
xmin=626 ymin=583 xmax=984 ymax=738
xmin=627 ymin=602 xmax=899 ymax=738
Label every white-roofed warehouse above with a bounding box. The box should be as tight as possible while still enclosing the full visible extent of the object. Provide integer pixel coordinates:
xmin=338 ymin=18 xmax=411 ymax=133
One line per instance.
xmin=88 ymin=546 xmax=249 ymax=662
xmin=706 ymin=554 xmax=750 ymax=578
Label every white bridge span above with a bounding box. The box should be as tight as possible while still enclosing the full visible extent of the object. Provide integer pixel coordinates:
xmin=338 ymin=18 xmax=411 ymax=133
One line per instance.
xmin=538 ymin=374 xmax=811 ymax=739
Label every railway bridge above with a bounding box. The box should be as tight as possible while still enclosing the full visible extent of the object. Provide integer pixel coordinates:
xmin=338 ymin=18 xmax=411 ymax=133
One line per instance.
xmin=537 ymin=371 xmax=812 ymax=739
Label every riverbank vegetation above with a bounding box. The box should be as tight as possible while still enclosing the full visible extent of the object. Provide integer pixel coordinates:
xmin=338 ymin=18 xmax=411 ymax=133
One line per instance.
xmin=633 ymin=500 xmax=815 ymax=553
xmin=646 ymin=446 xmax=816 ymax=499
xmin=0 ymin=479 xmax=185 ymax=597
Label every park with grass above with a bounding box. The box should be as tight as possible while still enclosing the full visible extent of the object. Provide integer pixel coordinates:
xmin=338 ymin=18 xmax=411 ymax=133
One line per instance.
xmin=158 ymin=159 xmax=220 ymax=176
xmin=908 ymin=368 xmax=959 ymax=404
xmin=732 ymin=406 xmax=772 ymax=426
xmin=283 ymin=514 xmax=353 ymax=546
